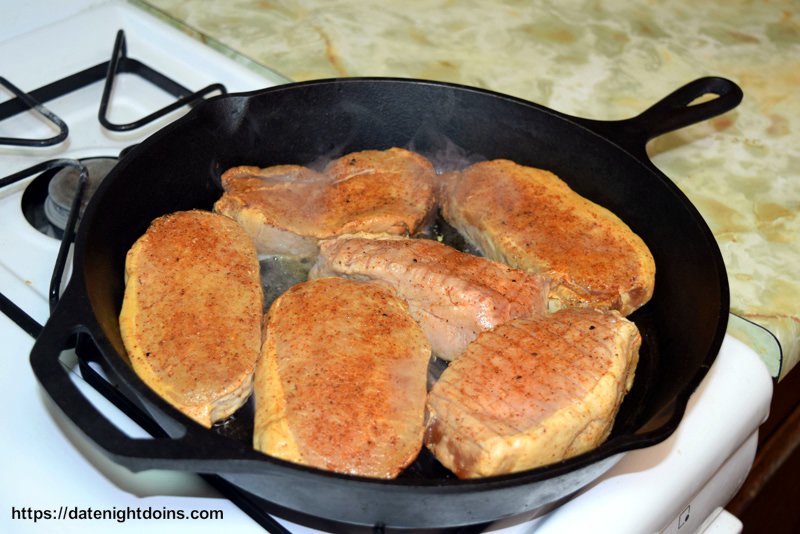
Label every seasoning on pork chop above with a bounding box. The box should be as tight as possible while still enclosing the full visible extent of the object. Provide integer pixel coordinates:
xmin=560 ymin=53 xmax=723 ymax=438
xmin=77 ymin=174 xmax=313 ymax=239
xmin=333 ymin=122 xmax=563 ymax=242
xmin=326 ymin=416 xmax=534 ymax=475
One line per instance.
xmin=119 ymin=210 xmax=263 ymax=428
xmin=309 ymin=234 xmax=549 ymax=361
xmin=425 ymin=307 xmax=640 ymax=478
xmin=213 ymin=148 xmax=436 ymax=258
xmin=440 ymin=160 xmax=655 ymax=316
xmin=253 ymin=277 xmax=431 ymax=478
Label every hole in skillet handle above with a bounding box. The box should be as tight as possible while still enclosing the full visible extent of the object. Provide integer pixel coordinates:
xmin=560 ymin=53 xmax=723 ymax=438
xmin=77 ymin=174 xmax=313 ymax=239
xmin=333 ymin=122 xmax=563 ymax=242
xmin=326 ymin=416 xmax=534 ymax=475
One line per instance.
xmin=577 ymin=76 xmax=743 ymax=159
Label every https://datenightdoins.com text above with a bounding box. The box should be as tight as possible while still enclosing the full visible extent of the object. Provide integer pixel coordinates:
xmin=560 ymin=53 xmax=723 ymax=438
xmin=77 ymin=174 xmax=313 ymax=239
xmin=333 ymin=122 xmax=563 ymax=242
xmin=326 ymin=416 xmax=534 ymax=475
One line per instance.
xmin=11 ymin=505 xmax=224 ymax=524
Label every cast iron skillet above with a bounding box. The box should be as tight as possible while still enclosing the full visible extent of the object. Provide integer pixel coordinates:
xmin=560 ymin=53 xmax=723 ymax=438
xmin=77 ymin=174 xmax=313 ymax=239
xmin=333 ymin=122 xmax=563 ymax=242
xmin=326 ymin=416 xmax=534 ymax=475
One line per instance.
xmin=30 ymin=76 xmax=740 ymax=529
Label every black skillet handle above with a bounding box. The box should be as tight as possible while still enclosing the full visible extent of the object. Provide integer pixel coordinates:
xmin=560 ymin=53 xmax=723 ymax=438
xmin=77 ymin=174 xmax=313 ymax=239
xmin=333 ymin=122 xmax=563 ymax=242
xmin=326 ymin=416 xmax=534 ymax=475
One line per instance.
xmin=29 ymin=285 xmax=239 ymax=472
xmin=577 ymin=76 xmax=743 ymax=158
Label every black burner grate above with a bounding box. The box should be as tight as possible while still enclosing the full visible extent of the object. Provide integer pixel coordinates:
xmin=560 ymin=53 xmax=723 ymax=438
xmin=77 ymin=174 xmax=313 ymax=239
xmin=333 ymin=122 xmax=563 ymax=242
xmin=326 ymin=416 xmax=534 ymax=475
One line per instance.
xmin=0 ymin=29 xmax=226 ymax=146
xmin=0 ymin=76 xmax=68 ymax=147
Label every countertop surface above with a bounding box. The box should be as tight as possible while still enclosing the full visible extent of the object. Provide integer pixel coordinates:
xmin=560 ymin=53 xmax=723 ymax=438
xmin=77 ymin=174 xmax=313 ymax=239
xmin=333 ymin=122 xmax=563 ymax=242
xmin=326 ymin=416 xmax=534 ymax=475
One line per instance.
xmin=137 ymin=0 xmax=798 ymax=380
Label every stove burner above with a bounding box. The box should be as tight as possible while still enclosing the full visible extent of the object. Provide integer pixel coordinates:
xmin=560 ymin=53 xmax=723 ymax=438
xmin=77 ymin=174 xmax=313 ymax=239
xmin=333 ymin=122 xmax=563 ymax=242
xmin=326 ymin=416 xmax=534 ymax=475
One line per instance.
xmin=21 ymin=157 xmax=116 ymax=238
xmin=44 ymin=157 xmax=117 ymax=231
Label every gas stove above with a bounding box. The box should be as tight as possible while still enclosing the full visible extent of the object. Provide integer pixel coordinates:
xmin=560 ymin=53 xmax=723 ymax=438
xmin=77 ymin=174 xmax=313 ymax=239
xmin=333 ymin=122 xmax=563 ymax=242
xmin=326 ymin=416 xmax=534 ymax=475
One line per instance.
xmin=0 ymin=2 xmax=774 ymax=533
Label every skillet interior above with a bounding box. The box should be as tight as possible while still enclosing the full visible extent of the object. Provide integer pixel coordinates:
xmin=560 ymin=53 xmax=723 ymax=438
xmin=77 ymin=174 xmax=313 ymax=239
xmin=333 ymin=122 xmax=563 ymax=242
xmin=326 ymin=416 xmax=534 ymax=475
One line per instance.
xmin=73 ymin=78 xmax=727 ymax=527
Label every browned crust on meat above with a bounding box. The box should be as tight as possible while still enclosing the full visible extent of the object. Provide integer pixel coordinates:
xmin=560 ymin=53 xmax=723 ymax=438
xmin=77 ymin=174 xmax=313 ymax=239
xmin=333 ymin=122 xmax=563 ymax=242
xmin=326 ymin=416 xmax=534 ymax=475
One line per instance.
xmin=119 ymin=210 xmax=263 ymax=428
xmin=425 ymin=307 xmax=640 ymax=478
xmin=254 ymin=277 xmax=431 ymax=478
xmin=440 ymin=160 xmax=655 ymax=315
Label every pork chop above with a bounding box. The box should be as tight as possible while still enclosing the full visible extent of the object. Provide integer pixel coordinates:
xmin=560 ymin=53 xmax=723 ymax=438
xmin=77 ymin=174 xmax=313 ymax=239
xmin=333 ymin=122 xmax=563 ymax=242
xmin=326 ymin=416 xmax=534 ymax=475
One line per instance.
xmin=214 ymin=148 xmax=436 ymax=258
xmin=440 ymin=160 xmax=655 ymax=315
xmin=425 ymin=307 xmax=640 ymax=478
xmin=119 ymin=210 xmax=263 ymax=428
xmin=253 ymin=277 xmax=431 ymax=478
xmin=310 ymin=234 xmax=549 ymax=360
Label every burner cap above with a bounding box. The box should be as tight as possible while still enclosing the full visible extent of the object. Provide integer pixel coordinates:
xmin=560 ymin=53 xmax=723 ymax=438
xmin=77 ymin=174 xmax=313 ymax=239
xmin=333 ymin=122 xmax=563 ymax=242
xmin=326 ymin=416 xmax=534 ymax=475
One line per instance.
xmin=44 ymin=157 xmax=117 ymax=231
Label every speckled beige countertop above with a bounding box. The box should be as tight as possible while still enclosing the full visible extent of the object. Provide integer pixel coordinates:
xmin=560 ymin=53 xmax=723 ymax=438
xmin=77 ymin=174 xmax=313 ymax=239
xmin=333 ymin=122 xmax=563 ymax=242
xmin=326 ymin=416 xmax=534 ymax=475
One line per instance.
xmin=135 ymin=0 xmax=798 ymax=380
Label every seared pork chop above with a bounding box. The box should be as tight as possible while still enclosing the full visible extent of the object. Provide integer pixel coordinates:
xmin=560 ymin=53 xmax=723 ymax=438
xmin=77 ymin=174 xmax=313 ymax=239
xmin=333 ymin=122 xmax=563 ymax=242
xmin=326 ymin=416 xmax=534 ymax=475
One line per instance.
xmin=214 ymin=148 xmax=436 ymax=258
xmin=425 ymin=307 xmax=640 ymax=478
xmin=310 ymin=235 xmax=549 ymax=360
xmin=119 ymin=210 xmax=263 ymax=428
xmin=253 ymin=277 xmax=431 ymax=478
xmin=440 ymin=160 xmax=655 ymax=315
